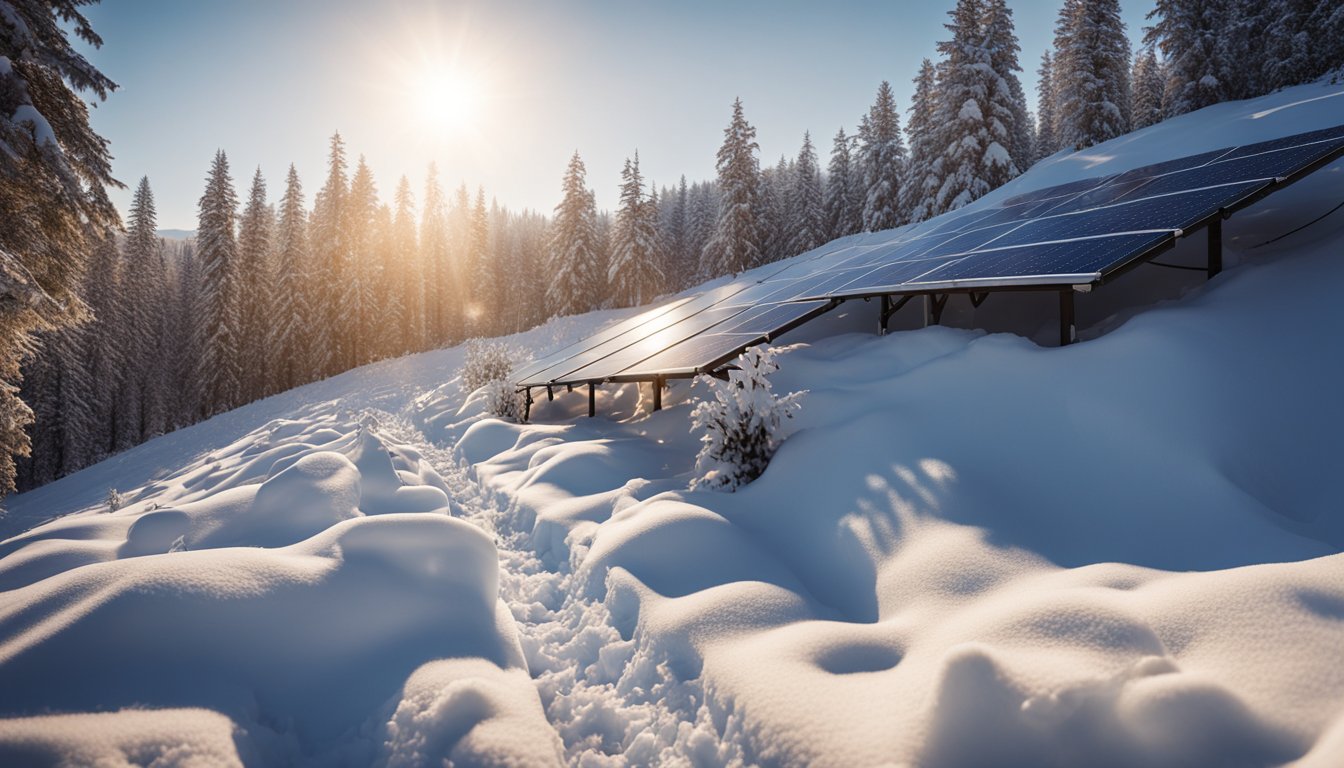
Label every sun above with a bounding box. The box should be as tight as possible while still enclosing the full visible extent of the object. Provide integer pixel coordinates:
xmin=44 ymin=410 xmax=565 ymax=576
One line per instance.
xmin=413 ymin=66 xmax=483 ymax=133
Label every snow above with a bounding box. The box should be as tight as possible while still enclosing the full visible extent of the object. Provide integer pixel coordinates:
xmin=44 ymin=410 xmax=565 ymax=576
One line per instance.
xmin=3 ymin=80 xmax=1344 ymax=765
xmin=11 ymin=104 xmax=56 ymax=147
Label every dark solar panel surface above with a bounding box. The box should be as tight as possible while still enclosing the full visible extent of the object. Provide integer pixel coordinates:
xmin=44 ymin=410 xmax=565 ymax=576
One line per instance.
xmin=516 ymin=123 xmax=1344 ymax=386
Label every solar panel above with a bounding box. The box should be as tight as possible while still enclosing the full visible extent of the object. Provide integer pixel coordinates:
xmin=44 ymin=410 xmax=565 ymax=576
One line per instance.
xmin=907 ymin=232 xmax=1174 ymax=288
xmin=510 ymin=296 xmax=695 ymax=383
xmin=518 ymin=122 xmax=1344 ymax=391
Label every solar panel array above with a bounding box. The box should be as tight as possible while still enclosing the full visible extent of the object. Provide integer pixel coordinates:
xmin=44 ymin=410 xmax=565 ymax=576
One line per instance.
xmin=516 ymin=124 xmax=1344 ymax=390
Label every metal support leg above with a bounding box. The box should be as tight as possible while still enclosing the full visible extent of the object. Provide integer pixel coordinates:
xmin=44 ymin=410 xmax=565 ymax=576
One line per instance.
xmin=588 ymin=383 xmax=596 ymax=418
xmin=523 ymin=388 xmax=532 ymax=422
xmin=923 ymin=294 xmax=934 ymax=327
xmin=1208 ymin=218 xmax=1223 ymax=279
xmin=1059 ymin=289 xmax=1076 ymax=346
xmin=652 ymin=377 xmax=662 ymax=412
xmin=924 ymin=294 xmax=948 ymax=326
xmin=880 ymin=295 xmax=891 ymax=335
xmin=546 ymin=385 xmax=553 ymax=402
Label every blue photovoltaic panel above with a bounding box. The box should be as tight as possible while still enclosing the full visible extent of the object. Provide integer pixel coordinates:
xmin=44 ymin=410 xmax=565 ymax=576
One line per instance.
xmin=906 ymin=231 xmax=1174 ymax=288
xmin=510 ymin=296 xmax=695 ymax=383
xmin=517 ymin=123 xmax=1344 ymax=386
xmin=550 ymin=305 xmax=758 ymax=385
xmin=612 ymin=333 xmax=762 ymax=379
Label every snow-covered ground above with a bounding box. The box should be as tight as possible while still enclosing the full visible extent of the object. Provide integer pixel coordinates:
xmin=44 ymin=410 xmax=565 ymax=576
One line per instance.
xmin=3 ymin=79 xmax=1344 ymax=767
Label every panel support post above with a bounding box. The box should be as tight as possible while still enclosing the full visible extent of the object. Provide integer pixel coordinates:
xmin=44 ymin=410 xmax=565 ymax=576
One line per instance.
xmin=880 ymin=295 xmax=891 ymax=335
xmin=588 ymin=383 xmax=596 ymax=418
xmin=546 ymin=385 xmax=554 ymax=402
xmin=923 ymin=294 xmax=935 ymax=327
xmin=652 ymin=376 xmax=663 ymax=412
xmin=523 ymin=388 xmax=532 ymax=422
xmin=1207 ymin=217 xmax=1223 ymax=279
xmin=1059 ymin=289 xmax=1076 ymax=346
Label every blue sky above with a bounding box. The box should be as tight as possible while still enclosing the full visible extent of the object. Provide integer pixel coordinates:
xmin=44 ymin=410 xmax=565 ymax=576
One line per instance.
xmin=78 ymin=0 xmax=1156 ymax=229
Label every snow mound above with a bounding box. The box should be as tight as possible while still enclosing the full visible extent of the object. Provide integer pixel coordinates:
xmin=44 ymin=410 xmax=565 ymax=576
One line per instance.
xmin=0 ymin=415 xmax=556 ymax=764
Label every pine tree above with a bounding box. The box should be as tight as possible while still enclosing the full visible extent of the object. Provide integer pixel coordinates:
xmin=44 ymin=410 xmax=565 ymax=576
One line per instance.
xmin=392 ymin=177 xmax=422 ymax=352
xmin=982 ymin=0 xmax=1033 ymax=172
xmin=1054 ymin=0 xmax=1132 ymax=149
xmin=935 ymin=0 xmax=1018 ymax=214
xmin=758 ymin=155 xmax=792 ymax=262
xmin=702 ymin=98 xmax=763 ymax=277
xmin=608 ymin=152 xmax=664 ymax=308
xmin=823 ymin=128 xmax=858 ymax=239
xmin=345 ymin=156 xmax=378 ymax=366
xmin=236 ymin=168 xmax=273 ymax=400
xmin=271 ymin=164 xmax=313 ymax=391
xmin=171 ymin=240 xmax=204 ymax=426
xmin=370 ymin=201 xmax=400 ymax=359
xmin=112 ymin=178 xmax=155 ymax=448
xmin=903 ymin=59 xmax=943 ymax=223
xmin=1036 ymin=50 xmax=1060 ymax=158
xmin=311 ymin=133 xmax=350 ymax=374
xmin=420 ymin=165 xmax=451 ymax=345
xmin=789 ymin=132 xmax=826 ymax=254
xmin=467 ymin=186 xmax=492 ymax=335
xmin=82 ymin=230 xmax=123 ymax=457
xmin=859 ymin=81 xmax=907 ymax=232
xmin=1130 ymin=47 xmax=1166 ymax=130
xmin=547 ymin=152 xmax=602 ymax=317
xmin=1145 ymin=0 xmax=1230 ymax=117
xmin=195 ymin=150 xmax=242 ymax=418
xmin=0 ymin=0 xmax=119 ymax=494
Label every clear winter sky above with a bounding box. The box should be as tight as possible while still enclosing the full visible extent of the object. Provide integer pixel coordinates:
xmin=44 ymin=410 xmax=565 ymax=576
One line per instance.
xmin=77 ymin=0 xmax=1157 ymax=230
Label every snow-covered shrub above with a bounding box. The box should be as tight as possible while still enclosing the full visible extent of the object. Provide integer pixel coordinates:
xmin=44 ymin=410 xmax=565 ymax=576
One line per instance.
xmin=689 ymin=345 xmax=805 ymax=491
xmin=460 ymin=339 xmax=520 ymax=395
xmin=485 ymin=379 xmax=525 ymax=422
xmin=105 ymin=488 xmax=124 ymax=512
xmin=459 ymin=340 xmax=527 ymax=422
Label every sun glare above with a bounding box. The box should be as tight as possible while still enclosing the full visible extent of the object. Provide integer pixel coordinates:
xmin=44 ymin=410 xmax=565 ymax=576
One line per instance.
xmin=414 ymin=66 xmax=483 ymax=134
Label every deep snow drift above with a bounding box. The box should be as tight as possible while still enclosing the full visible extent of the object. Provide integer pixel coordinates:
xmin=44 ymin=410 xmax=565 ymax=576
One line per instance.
xmin=3 ymin=79 xmax=1344 ymax=767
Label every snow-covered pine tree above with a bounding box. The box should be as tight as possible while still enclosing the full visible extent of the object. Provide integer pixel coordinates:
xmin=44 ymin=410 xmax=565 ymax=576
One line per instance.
xmin=982 ymin=0 xmax=1034 ymax=173
xmin=702 ymin=98 xmax=763 ymax=277
xmin=1054 ymin=0 xmax=1132 ymax=149
xmin=271 ymin=164 xmax=313 ymax=392
xmin=447 ymin=183 xmax=472 ymax=336
xmin=903 ymin=59 xmax=943 ymax=223
xmin=1145 ymin=0 xmax=1230 ymax=117
xmin=195 ymin=150 xmax=243 ymax=418
xmin=608 ymin=152 xmax=664 ymax=308
xmin=170 ymin=240 xmax=203 ymax=427
xmin=788 ymin=132 xmax=826 ymax=255
xmin=689 ymin=345 xmax=805 ymax=492
xmin=420 ymin=165 xmax=451 ymax=344
xmin=467 ymin=186 xmax=492 ymax=335
xmin=687 ymin=182 xmax=719 ymax=282
xmin=371 ymin=201 xmax=400 ymax=359
xmin=1130 ymin=47 xmax=1166 ymax=130
xmin=1259 ymin=0 xmax=1341 ymax=94
xmin=758 ymin=155 xmax=792 ymax=263
xmin=392 ymin=177 xmax=422 ymax=353
xmin=823 ymin=127 xmax=860 ymax=239
xmin=236 ymin=168 xmax=274 ymax=401
xmin=934 ymin=0 xmax=1018 ymax=215
xmin=81 ymin=230 xmax=122 ymax=458
xmin=859 ymin=81 xmax=908 ymax=232
xmin=667 ymin=177 xmax=691 ymax=290
xmin=311 ymin=133 xmax=350 ymax=374
xmin=111 ymin=178 xmax=152 ymax=449
xmin=346 ymin=156 xmax=378 ymax=367
xmin=1035 ymin=51 xmax=1060 ymax=160
xmin=0 ymin=0 xmax=120 ymax=494
xmin=546 ymin=151 xmax=602 ymax=317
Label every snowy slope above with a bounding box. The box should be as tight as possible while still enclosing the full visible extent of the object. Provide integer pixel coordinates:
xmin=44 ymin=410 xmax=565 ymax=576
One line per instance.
xmin=3 ymin=79 xmax=1344 ymax=767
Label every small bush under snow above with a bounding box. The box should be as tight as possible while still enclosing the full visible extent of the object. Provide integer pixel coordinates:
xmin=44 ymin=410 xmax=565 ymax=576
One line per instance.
xmin=459 ymin=339 xmax=527 ymax=422
xmin=690 ymin=345 xmax=804 ymax=492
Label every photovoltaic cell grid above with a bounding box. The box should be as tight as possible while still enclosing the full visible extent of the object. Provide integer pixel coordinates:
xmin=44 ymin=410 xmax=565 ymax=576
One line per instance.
xmin=515 ymin=123 xmax=1344 ymax=388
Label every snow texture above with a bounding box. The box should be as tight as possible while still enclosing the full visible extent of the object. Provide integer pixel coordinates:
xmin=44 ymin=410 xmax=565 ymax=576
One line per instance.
xmin=2 ymin=80 xmax=1344 ymax=766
